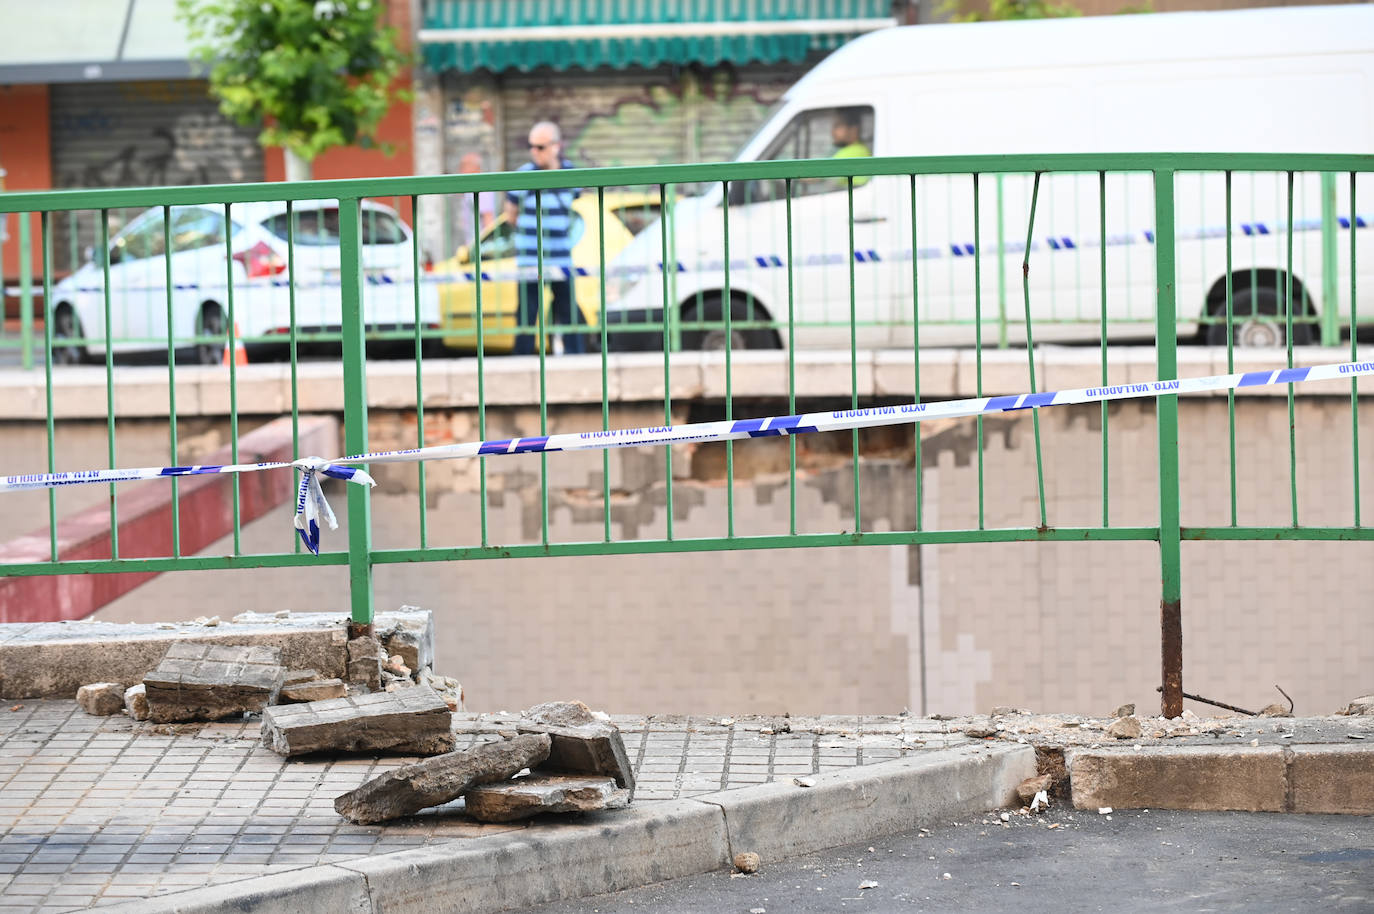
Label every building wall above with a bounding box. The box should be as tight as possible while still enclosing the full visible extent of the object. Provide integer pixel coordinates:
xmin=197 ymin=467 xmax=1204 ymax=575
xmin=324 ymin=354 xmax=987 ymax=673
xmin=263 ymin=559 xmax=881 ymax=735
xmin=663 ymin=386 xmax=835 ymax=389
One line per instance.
xmin=0 ymin=84 xmax=52 ymax=288
xmin=79 ymin=394 xmax=1374 ymax=720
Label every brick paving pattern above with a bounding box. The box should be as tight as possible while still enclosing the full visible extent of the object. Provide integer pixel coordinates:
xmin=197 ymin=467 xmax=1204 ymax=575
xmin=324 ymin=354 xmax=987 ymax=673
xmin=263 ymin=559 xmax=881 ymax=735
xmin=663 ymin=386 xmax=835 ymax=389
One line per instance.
xmin=0 ymin=701 xmax=967 ymax=912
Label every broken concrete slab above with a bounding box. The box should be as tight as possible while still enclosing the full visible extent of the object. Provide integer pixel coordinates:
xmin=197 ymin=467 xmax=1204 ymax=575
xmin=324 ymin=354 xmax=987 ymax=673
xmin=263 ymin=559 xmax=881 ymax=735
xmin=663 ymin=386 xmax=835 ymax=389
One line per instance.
xmin=464 ymin=775 xmax=631 ymax=823
xmin=0 ymin=609 xmax=434 ymax=700
xmin=517 ymin=709 xmax=636 ymax=796
xmin=284 ymin=670 xmax=319 ymax=687
xmin=281 ymin=679 xmax=347 ymax=703
xmin=124 ymin=684 xmax=149 ymax=721
xmin=261 ymin=686 xmax=455 ymax=758
xmin=143 ymin=644 xmax=285 ymax=723
xmin=334 ymin=733 xmax=551 ymax=825
xmin=76 ymin=683 xmax=124 ymax=716
xmin=1345 ymin=695 xmax=1374 ymax=716
xmin=346 ymin=637 xmax=384 ymax=692
xmin=523 ymin=700 xmax=599 ymax=728
xmin=378 ymin=608 xmax=435 ymax=673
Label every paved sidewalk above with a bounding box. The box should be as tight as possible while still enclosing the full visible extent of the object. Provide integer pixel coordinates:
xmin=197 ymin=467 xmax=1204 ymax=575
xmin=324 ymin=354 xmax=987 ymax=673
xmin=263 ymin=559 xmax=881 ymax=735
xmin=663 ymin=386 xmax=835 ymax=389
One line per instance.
xmin=0 ymin=701 xmax=968 ymax=912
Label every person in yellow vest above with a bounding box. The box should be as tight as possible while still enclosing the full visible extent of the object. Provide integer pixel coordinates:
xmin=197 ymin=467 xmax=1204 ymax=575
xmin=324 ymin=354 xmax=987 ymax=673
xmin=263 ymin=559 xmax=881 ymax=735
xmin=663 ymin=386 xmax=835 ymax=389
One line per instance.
xmin=830 ymin=107 xmax=871 ymax=187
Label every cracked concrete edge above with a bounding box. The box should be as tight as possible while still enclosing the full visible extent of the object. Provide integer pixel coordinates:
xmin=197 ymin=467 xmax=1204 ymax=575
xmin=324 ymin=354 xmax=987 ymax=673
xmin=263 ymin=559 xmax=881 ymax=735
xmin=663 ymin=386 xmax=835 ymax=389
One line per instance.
xmin=92 ymin=744 xmax=1036 ymax=914
xmin=1065 ymin=744 xmax=1374 ymax=815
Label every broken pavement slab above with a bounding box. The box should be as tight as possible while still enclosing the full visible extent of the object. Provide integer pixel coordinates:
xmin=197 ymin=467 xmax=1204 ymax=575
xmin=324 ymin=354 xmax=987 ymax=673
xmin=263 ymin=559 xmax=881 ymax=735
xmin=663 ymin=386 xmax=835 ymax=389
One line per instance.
xmin=464 ymin=774 xmax=631 ymax=823
xmin=143 ymin=643 xmax=285 ymax=723
xmin=335 ymin=733 xmax=552 ymax=825
xmin=518 ymin=701 xmax=636 ymax=796
xmin=261 ymin=686 xmax=456 ymax=758
xmin=281 ymin=678 xmax=347 ymax=702
xmin=76 ymin=682 xmax=125 ymax=716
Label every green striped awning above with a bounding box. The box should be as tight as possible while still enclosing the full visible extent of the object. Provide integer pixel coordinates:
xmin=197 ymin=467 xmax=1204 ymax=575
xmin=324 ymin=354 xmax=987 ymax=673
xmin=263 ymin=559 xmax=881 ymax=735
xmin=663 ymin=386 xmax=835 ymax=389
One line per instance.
xmin=420 ymin=0 xmax=896 ymax=74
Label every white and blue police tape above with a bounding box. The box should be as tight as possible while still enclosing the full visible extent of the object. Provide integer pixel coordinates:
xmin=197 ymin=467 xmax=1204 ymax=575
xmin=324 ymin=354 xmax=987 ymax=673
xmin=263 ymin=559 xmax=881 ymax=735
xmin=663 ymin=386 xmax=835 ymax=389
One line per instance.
xmin=3 ymin=359 xmax=1371 ymax=553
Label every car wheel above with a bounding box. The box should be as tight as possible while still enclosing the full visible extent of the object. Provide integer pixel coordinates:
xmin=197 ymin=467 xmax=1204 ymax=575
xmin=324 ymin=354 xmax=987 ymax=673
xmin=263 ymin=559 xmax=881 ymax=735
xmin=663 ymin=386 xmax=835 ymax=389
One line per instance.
xmin=681 ymin=295 xmax=779 ymax=351
xmin=50 ymin=305 xmax=88 ymax=365
xmin=1205 ymin=286 xmax=1313 ymax=347
xmin=195 ymin=303 xmax=226 ymax=365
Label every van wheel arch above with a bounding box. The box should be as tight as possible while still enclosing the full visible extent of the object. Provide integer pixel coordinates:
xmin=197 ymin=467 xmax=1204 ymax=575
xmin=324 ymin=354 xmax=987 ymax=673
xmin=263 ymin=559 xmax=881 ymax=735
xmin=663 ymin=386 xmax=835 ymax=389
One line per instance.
xmin=1202 ymin=270 xmax=1315 ymax=346
xmin=679 ymin=292 xmax=782 ymax=351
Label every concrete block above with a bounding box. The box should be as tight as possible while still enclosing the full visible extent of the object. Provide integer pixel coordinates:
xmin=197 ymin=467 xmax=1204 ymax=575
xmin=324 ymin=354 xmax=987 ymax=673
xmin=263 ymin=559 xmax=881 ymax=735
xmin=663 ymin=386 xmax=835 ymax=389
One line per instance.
xmin=124 ymin=683 xmax=149 ymax=721
xmin=465 ymin=774 xmax=631 ymax=823
xmin=346 ymin=636 xmax=384 ymax=691
xmin=1067 ymin=747 xmax=1286 ymax=812
xmin=956 ymin=348 xmax=1034 ymax=396
xmin=75 ymin=682 xmax=124 ymax=716
xmin=699 ymin=745 xmax=1036 ymax=862
xmin=281 ymin=678 xmax=347 ymax=702
xmin=872 ymin=348 xmax=958 ymax=399
xmin=378 ymin=607 xmax=436 ymax=673
xmin=1288 ymin=746 xmax=1374 ymax=815
xmin=791 ymin=349 xmax=873 ymax=399
xmin=338 ymin=798 xmax=728 ymax=913
xmin=143 ymin=643 xmax=285 ymax=723
xmin=336 ymin=733 xmax=551 ymax=825
xmin=261 ymin=686 xmax=455 ymax=757
xmin=517 ymin=720 xmax=636 ymax=795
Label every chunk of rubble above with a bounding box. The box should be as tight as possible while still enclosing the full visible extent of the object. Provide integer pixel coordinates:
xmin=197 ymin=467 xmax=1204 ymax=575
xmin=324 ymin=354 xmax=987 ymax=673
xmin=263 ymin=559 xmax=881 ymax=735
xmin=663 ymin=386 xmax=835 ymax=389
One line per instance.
xmin=1111 ymin=703 xmax=1136 ymax=719
xmin=334 ymin=733 xmax=551 ymax=825
xmin=464 ymin=774 xmax=630 ymax=823
xmin=283 ymin=670 xmax=319 ymax=687
xmin=76 ymin=683 xmax=125 ymax=716
xmin=346 ymin=636 xmax=384 ymax=692
xmin=280 ymin=679 xmax=347 ymax=703
xmin=260 ymin=686 xmax=455 ymax=757
xmin=1343 ymin=696 xmax=1374 ymax=716
xmin=124 ymin=684 xmax=149 ymax=721
xmin=1106 ymin=716 xmax=1143 ymax=740
xmin=517 ymin=701 xmax=636 ymax=796
xmin=143 ymin=644 xmax=285 ymax=723
xmin=1015 ymin=773 xmax=1054 ymax=806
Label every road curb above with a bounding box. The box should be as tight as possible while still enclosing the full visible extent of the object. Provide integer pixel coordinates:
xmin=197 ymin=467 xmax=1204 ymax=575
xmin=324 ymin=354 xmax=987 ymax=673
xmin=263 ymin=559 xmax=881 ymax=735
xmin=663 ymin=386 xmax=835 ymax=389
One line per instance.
xmin=95 ymin=743 xmax=1035 ymax=914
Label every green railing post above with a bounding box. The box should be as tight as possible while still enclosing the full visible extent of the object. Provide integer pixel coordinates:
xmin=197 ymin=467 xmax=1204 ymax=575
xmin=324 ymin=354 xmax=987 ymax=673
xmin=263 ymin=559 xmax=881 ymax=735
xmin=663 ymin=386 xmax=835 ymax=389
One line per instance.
xmin=665 ymin=183 xmax=680 ymax=352
xmin=18 ymin=212 xmax=33 ymax=370
xmin=996 ymin=174 xmax=1008 ymax=349
xmin=338 ymin=197 xmax=375 ymax=633
xmin=1320 ymin=172 xmax=1338 ymax=347
xmin=1154 ymin=169 xmax=1183 ymax=719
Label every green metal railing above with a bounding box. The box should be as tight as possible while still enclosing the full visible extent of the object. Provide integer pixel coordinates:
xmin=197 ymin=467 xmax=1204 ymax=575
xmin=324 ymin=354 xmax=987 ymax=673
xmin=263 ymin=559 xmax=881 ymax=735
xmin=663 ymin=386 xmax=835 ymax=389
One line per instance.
xmin=1 ymin=153 xmax=1371 ymax=716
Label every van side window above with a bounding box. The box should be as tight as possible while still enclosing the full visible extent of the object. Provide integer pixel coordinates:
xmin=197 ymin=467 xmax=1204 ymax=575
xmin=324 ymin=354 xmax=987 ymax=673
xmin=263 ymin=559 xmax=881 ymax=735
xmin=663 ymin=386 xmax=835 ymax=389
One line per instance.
xmin=730 ymin=106 xmax=875 ymax=204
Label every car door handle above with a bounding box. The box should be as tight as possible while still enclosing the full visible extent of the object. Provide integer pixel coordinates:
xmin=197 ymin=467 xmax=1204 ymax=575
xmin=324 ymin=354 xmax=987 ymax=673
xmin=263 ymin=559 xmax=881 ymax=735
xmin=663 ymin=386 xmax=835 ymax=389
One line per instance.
xmin=852 ymin=215 xmax=887 ymax=224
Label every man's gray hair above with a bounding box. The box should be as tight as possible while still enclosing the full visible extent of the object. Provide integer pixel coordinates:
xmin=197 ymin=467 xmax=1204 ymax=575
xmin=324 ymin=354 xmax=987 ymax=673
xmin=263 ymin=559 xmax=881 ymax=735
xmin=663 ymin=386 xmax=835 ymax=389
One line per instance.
xmin=532 ymin=121 xmax=562 ymax=143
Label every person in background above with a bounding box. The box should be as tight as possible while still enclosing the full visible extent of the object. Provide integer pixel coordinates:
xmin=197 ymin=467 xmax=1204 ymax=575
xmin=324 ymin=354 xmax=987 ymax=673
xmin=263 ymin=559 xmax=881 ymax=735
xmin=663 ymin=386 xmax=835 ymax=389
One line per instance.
xmin=504 ymin=121 xmax=586 ymax=355
xmin=831 ymin=107 xmax=872 ymax=188
xmin=457 ymin=152 xmax=497 ymax=239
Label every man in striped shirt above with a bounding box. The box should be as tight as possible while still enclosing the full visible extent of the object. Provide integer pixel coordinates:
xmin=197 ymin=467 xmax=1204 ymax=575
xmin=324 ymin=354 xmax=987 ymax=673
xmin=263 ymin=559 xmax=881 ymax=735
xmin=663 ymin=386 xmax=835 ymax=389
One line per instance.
xmin=504 ymin=121 xmax=585 ymax=355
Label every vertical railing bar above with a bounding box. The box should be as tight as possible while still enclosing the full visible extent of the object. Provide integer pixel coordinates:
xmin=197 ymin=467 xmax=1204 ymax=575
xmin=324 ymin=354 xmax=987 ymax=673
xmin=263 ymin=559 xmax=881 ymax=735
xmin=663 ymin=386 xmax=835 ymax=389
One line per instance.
xmin=848 ymin=176 xmax=860 ymax=535
xmin=41 ymin=211 xmax=57 ymax=561
xmin=222 ymin=202 xmax=241 ymax=555
xmin=911 ymin=174 xmax=922 ymax=533
xmin=599 ymin=186 xmax=611 ymax=544
xmin=1154 ymin=168 xmax=1183 ymax=719
xmin=411 ymin=194 xmax=429 ymax=550
xmin=18 ymin=212 xmax=33 ymax=370
xmin=339 ymin=197 xmax=374 ymax=630
xmin=1350 ymin=171 xmax=1361 ymax=528
xmin=288 ymin=202 xmax=301 ymax=553
xmin=659 ymin=182 xmax=674 ymax=542
xmin=723 ymin=180 xmax=735 ymax=539
xmin=1099 ymin=172 xmax=1110 ymax=528
xmin=535 ymin=189 xmax=549 ymax=548
xmin=1019 ymin=172 xmax=1048 ymax=529
xmin=474 ymin=191 xmax=489 ymax=548
xmin=100 ymin=209 xmax=118 ymax=559
xmin=973 ymin=177 xmax=984 ymax=531
xmin=1285 ymin=171 xmax=1298 ymax=527
xmin=786 ymin=178 xmax=797 ymax=537
xmin=1225 ymin=173 xmax=1237 ymax=527
xmin=162 ymin=206 xmax=180 ymax=557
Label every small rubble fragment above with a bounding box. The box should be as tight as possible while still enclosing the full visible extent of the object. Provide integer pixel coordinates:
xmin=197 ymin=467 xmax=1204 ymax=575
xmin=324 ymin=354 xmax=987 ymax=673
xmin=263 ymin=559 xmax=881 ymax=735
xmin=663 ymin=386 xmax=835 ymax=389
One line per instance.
xmin=1259 ymin=704 xmax=1292 ymax=718
xmin=143 ymin=644 xmax=285 ymax=723
xmin=262 ymin=686 xmax=455 ymax=757
xmin=733 ymin=852 xmax=761 ymax=874
xmin=123 ymin=684 xmax=149 ymax=721
xmin=383 ymin=654 xmax=412 ymax=678
xmin=858 ymin=880 xmax=880 ymax=890
xmin=1015 ymin=774 xmax=1054 ymax=806
xmin=1342 ymin=696 xmax=1374 ymax=716
xmin=280 ymin=679 xmax=347 ymax=703
xmin=1106 ymin=716 xmax=1142 ymax=740
xmin=76 ymin=683 xmax=125 ymax=716
xmin=335 ymin=733 xmax=551 ymax=825
xmin=1111 ymin=703 xmax=1136 ymax=719
xmin=464 ymin=774 xmax=630 ymax=823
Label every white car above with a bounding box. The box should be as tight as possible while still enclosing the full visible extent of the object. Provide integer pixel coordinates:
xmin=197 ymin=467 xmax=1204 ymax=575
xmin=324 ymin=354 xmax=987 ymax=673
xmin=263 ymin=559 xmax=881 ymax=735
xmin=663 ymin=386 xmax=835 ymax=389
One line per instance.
xmin=48 ymin=200 xmax=437 ymax=364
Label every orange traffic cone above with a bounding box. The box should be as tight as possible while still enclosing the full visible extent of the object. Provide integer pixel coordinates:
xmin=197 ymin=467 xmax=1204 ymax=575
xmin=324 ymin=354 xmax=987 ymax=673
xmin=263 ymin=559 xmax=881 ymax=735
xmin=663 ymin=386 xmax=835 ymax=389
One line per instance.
xmin=223 ymin=322 xmax=249 ymax=366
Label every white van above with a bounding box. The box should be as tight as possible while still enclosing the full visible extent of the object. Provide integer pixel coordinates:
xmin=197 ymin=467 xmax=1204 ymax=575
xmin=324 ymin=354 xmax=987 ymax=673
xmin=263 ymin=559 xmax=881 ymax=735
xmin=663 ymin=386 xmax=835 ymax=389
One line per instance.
xmin=603 ymin=4 xmax=1374 ymax=351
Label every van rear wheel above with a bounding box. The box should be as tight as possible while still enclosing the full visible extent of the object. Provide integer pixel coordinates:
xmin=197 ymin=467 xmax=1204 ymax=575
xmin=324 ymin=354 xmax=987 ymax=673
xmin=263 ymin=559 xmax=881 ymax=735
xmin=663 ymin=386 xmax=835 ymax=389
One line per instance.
xmin=1206 ymin=287 xmax=1313 ymax=347
xmin=681 ymin=295 xmax=779 ymax=351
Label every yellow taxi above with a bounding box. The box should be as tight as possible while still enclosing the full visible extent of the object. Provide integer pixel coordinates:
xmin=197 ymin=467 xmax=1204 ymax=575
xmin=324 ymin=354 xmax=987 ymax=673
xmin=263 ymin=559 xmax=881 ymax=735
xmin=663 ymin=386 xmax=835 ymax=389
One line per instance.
xmin=435 ymin=191 xmax=665 ymax=353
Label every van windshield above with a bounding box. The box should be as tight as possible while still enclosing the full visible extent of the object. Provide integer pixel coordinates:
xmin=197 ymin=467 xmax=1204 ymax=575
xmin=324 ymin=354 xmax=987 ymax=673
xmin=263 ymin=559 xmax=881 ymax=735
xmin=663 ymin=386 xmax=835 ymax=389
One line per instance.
xmin=731 ymin=97 xmax=788 ymax=162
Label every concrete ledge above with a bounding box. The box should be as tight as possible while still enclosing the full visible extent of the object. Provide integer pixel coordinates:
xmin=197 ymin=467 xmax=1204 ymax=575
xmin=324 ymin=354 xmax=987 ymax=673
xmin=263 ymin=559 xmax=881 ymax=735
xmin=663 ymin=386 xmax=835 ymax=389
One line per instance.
xmin=1288 ymin=746 xmax=1374 ymax=815
xmin=0 ymin=608 xmax=432 ymax=699
xmin=87 ymin=746 xmax=1035 ymax=914
xmin=1067 ymin=746 xmax=1288 ymax=812
xmin=698 ymin=744 xmax=1036 ymax=862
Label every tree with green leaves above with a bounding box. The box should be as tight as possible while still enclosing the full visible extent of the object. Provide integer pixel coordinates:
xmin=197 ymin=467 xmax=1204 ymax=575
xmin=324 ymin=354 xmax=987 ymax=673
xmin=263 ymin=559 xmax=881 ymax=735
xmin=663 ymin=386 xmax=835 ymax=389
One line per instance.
xmin=178 ymin=0 xmax=410 ymax=181
xmin=939 ymin=0 xmax=1082 ymax=22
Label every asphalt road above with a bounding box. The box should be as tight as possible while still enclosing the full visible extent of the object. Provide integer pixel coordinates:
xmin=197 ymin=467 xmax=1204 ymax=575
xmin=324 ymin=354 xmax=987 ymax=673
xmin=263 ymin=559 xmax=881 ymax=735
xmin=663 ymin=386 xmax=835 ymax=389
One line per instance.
xmin=528 ymin=807 xmax=1374 ymax=914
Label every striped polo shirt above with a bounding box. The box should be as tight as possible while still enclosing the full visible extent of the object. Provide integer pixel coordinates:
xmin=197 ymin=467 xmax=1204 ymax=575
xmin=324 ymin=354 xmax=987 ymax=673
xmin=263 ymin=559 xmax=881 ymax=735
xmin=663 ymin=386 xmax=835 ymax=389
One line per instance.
xmin=507 ymin=160 xmax=581 ymax=276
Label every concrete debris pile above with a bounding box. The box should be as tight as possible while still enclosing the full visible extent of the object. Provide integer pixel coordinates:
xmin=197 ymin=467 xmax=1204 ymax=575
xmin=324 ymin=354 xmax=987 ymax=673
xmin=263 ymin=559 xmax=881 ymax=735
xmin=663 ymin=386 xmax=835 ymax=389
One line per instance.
xmin=334 ymin=700 xmax=635 ymax=825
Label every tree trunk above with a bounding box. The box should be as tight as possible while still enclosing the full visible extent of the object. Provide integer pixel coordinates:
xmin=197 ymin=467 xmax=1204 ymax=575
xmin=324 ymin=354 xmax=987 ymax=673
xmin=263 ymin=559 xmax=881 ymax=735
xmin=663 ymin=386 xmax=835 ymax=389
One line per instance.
xmin=284 ymin=149 xmax=312 ymax=182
